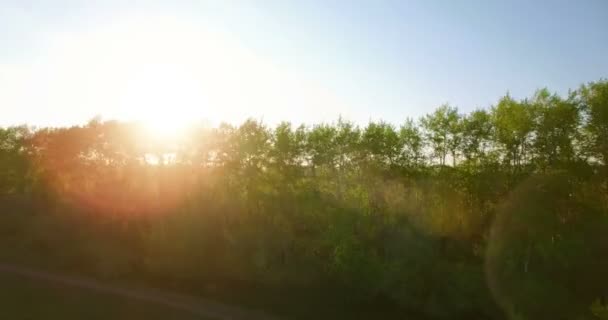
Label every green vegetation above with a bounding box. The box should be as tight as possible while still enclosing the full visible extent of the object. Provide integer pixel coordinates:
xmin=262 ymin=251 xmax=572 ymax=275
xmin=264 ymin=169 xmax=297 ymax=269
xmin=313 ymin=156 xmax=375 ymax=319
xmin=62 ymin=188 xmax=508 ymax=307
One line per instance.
xmin=1 ymin=79 xmax=608 ymax=319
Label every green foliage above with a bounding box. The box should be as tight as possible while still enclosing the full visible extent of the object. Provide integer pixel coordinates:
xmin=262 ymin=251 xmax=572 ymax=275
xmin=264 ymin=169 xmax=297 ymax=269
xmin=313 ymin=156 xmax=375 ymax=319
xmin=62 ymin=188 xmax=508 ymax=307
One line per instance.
xmin=420 ymin=104 xmax=461 ymax=165
xmin=1 ymin=80 xmax=608 ymax=319
xmin=461 ymin=109 xmax=492 ymax=162
xmin=398 ymin=118 xmax=424 ymax=166
xmin=580 ymin=80 xmax=608 ymax=164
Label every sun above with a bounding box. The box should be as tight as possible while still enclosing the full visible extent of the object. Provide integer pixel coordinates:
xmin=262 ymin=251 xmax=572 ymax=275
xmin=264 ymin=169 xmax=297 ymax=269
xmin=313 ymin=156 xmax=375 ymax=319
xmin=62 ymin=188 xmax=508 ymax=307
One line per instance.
xmin=98 ymin=17 xmax=215 ymax=138
xmin=2 ymin=12 xmax=349 ymax=129
xmin=44 ymin=15 xmax=222 ymax=135
xmin=120 ymin=64 xmax=204 ymax=139
xmin=140 ymin=115 xmax=186 ymax=140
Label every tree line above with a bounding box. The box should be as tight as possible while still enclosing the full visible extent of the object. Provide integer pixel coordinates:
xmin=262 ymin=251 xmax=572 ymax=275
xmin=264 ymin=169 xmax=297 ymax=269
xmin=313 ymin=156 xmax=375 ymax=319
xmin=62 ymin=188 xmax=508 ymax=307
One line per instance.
xmin=1 ymin=80 xmax=607 ymax=319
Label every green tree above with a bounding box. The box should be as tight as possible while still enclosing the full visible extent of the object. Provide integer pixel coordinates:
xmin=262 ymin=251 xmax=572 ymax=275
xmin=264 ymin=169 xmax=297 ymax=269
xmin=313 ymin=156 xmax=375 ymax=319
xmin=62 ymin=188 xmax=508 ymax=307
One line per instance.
xmin=398 ymin=118 xmax=424 ymax=167
xmin=529 ymin=88 xmax=580 ymax=169
xmin=579 ymin=80 xmax=608 ymax=166
xmin=360 ymin=121 xmax=400 ymax=167
xmin=492 ymin=95 xmax=534 ymax=168
xmin=421 ymin=104 xmax=461 ymax=166
xmin=461 ymin=109 xmax=493 ymax=163
xmin=0 ymin=126 xmax=31 ymax=195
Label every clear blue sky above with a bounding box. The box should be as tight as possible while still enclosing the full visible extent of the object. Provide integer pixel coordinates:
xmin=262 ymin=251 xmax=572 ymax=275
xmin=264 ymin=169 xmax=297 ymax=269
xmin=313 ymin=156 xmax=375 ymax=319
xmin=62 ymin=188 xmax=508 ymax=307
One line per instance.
xmin=1 ymin=0 xmax=607 ymax=127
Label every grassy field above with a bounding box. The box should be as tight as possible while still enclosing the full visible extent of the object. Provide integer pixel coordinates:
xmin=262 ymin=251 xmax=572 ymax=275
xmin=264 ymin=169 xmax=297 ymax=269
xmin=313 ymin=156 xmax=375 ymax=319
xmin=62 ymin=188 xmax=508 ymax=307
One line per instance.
xmin=0 ymin=273 xmax=211 ymax=320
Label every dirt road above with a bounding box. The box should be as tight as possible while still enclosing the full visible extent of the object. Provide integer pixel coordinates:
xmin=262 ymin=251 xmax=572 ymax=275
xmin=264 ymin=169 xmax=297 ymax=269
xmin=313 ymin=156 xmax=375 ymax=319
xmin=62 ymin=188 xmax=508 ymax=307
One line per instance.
xmin=0 ymin=263 xmax=280 ymax=320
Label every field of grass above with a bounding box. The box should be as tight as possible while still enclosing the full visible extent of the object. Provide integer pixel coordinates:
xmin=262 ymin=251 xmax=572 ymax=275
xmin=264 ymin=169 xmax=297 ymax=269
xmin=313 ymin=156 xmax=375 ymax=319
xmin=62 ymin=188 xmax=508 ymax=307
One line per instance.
xmin=0 ymin=273 xmax=211 ymax=320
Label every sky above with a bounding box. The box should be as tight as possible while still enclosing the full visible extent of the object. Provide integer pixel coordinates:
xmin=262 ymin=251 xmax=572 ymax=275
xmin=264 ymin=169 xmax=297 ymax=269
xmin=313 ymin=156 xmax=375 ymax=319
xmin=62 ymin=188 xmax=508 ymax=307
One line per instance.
xmin=1 ymin=0 xmax=607 ymax=128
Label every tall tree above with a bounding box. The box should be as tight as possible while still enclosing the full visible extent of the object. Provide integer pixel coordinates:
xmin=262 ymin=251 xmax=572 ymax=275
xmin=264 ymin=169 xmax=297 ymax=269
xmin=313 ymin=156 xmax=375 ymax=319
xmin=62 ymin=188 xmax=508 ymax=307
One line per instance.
xmin=421 ymin=104 xmax=461 ymax=166
xmin=461 ymin=109 xmax=493 ymax=163
xmin=492 ymin=95 xmax=534 ymax=168
xmin=579 ymin=80 xmax=608 ymax=166
xmin=398 ymin=118 xmax=424 ymax=167
xmin=360 ymin=121 xmax=400 ymax=167
xmin=529 ymin=88 xmax=580 ymax=168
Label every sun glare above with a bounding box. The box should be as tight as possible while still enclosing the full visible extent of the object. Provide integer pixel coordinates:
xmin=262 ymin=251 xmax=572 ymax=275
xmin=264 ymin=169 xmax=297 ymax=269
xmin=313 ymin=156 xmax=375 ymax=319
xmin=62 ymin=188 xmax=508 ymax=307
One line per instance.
xmin=107 ymin=18 xmax=212 ymax=138
xmin=45 ymin=15 xmax=232 ymax=132
xmin=123 ymin=65 xmax=201 ymax=139
xmin=0 ymin=13 xmax=349 ymax=130
xmin=140 ymin=116 xmax=185 ymax=140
